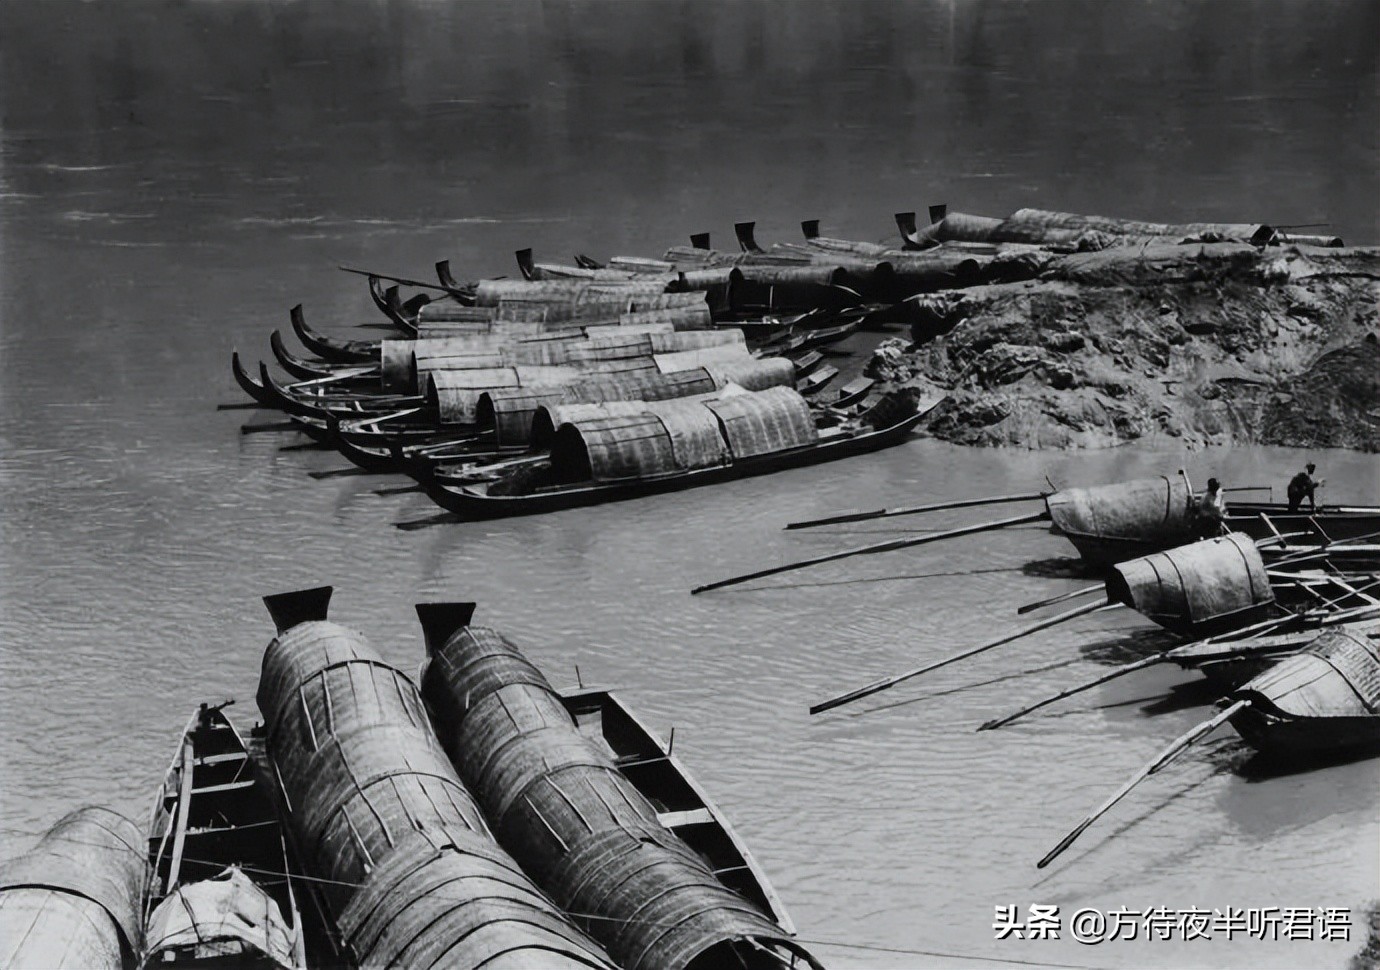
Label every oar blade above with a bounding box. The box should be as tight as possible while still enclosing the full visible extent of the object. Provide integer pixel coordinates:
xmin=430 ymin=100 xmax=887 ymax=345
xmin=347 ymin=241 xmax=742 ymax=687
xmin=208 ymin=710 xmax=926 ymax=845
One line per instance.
xmin=808 ymin=680 xmax=890 ymax=715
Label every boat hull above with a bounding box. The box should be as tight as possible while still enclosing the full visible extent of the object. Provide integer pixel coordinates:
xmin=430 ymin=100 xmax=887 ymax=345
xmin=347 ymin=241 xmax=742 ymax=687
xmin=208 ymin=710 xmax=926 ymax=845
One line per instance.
xmin=1229 ymin=708 xmax=1380 ymax=759
xmin=422 ymin=408 xmax=929 ymax=520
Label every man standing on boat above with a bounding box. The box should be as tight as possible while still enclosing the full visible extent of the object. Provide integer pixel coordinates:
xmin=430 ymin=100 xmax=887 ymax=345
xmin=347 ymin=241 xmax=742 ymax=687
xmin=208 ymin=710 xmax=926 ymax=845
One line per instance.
xmin=1287 ymin=462 xmax=1324 ymax=512
xmin=1194 ymin=478 xmax=1228 ymax=538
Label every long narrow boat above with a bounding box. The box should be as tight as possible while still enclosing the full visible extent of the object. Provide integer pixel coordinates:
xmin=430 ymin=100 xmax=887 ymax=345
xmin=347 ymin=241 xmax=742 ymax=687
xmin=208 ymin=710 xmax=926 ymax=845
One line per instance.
xmin=269 ymin=330 xmax=375 ymax=382
xmin=416 ymin=392 xmax=938 ymax=520
xmin=144 ymin=702 xmax=307 ymax=969
xmin=415 ymin=605 xmax=819 ymax=968
xmin=290 ymin=305 xmax=377 ymax=364
xmin=1226 ymin=625 xmax=1380 ymax=759
xmin=557 ymin=684 xmax=797 ymax=933
xmin=1045 ymin=477 xmax=1380 ymax=567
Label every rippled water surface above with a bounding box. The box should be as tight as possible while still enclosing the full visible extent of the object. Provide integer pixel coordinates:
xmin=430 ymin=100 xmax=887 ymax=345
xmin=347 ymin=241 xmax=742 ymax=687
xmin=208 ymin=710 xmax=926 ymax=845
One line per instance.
xmin=2 ymin=3 xmax=1378 ymax=967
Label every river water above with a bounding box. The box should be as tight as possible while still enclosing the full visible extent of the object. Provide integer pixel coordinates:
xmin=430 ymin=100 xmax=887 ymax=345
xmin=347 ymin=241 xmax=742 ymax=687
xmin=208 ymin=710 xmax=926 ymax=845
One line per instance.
xmin=1 ymin=3 xmax=1377 ymax=968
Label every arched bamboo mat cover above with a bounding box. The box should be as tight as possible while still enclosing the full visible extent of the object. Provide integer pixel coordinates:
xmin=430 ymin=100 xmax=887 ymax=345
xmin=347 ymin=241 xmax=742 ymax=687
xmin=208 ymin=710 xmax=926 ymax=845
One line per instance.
xmin=1236 ymin=628 xmax=1380 ymax=719
xmin=703 ymin=385 xmax=818 ymax=459
xmin=254 ymin=587 xmax=617 ymax=969
xmin=1046 ymin=476 xmax=1196 ymax=548
xmin=419 ymin=613 xmax=823 ymax=970
xmin=336 ymin=827 xmax=615 ymax=970
xmin=479 ymin=368 xmax=722 ymax=446
xmin=0 ymin=806 xmax=147 ymax=969
xmin=1107 ymin=533 xmax=1274 ymax=637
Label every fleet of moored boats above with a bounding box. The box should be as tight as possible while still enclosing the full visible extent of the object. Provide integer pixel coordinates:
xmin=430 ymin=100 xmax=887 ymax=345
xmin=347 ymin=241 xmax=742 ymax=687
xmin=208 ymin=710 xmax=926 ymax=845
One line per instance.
xmin=3 ymin=205 xmax=1374 ymax=969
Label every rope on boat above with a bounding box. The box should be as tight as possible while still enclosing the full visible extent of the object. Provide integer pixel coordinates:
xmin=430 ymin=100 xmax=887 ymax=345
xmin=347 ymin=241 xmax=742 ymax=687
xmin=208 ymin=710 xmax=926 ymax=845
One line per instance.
xmin=0 ymin=825 xmax=1117 ymax=969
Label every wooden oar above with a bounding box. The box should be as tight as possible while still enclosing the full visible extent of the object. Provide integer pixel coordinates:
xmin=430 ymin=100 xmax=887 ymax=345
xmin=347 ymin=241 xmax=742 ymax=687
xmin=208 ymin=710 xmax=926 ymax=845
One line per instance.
xmin=980 ymin=654 xmax=1183 ymax=731
xmin=977 ymin=609 xmax=1303 ymax=732
xmin=810 ymin=599 xmax=1113 ymax=715
xmin=692 ymin=510 xmax=1050 ymax=595
xmin=339 ymin=265 xmax=454 ymax=292
xmin=1017 ymin=583 xmax=1104 ymax=615
xmin=1037 ymin=699 xmax=1249 ymax=868
xmin=783 ymin=492 xmax=1048 ymax=530
xmin=989 ymin=579 xmax=1380 ymax=733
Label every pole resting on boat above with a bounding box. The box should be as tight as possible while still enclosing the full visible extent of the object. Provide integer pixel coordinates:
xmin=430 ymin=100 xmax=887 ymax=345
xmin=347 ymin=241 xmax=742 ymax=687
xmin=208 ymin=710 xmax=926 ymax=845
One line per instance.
xmin=784 ymin=491 xmax=1048 ymax=530
xmin=810 ymin=599 xmax=1112 ymax=715
xmin=262 ymin=586 xmax=334 ymax=633
xmin=1036 ymin=699 xmax=1250 ymax=869
xmin=692 ymin=510 xmax=1050 ymax=594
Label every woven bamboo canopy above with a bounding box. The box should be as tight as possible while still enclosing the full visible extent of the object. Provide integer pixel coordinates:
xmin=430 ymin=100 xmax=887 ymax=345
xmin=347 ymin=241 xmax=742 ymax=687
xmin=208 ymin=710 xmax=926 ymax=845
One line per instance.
xmin=1236 ymin=628 xmax=1380 ymax=719
xmin=1107 ymin=534 xmax=1275 ymax=637
xmin=419 ymin=615 xmax=823 ymax=970
xmin=336 ymin=829 xmax=615 ymax=970
xmin=703 ymin=385 xmax=818 ymax=459
xmin=0 ymin=806 xmax=147 ymax=969
xmin=256 ymin=589 xmax=617 ymax=967
xmin=1046 ymin=475 xmax=1197 ymax=563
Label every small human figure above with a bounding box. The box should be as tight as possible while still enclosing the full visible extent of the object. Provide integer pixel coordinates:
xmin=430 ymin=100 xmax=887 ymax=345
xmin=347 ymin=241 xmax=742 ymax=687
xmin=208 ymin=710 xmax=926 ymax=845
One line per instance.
xmin=1195 ymin=477 xmax=1228 ymax=538
xmin=1287 ymin=463 xmax=1324 ymax=513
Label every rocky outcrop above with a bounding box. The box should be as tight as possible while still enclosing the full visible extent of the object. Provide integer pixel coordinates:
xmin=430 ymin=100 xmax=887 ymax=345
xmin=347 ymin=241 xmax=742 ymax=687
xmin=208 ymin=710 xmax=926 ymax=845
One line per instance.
xmin=878 ymin=243 xmax=1380 ymax=449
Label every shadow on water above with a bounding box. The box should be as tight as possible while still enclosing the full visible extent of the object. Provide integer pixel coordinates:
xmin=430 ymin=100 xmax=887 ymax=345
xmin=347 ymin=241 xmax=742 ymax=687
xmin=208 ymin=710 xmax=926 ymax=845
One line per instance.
xmin=1218 ymin=745 xmax=1380 ymax=839
xmin=1021 ymin=556 xmax=1103 ymax=580
xmin=1078 ymin=627 xmax=1181 ymax=665
xmin=1137 ymin=677 xmax=1223 ymax=716
xmin=396 ymin=512 xmax=460 ymax=531
xmin=1235 ymin=746 xmax=1380 ymax=781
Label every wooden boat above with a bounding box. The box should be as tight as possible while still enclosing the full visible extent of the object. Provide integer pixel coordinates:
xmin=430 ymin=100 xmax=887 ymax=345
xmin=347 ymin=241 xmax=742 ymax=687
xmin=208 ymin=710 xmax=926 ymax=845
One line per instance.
xmin=289 ymin=305 xmax=376 ymax=365
xmin=1047 ymin=476 xmax=1380 ymax=567
xmin=367 ymin=276 xmax=436 ymax=335
xmin=1037 ymin=622 xmax=1380 ymax=869
xmin=416 ymin=391 xmax=939 ymax=520
xmin=254 ymin=363 xmax=412 ymax=424
xmin=256 ymin=588 xmax=616 ymax=969
xmin=144 ymin=702 xmax=306 ymax=969
xmin=0 ymin=807 xmax=147 ymax=970
xmin=833 ymin=375 xmax=875 ymax=408
xmin=335 ymin=430 xmax=514 ymax=476
xmin=791 ymin=349 xmax=823 ymax=376
xmin=796 ymin=363 xmax=839 ymax=396
xmin=416 ymin=605 xmax=821 ymax=969
xmin=1227 ymin=625 xmax=1380 ymax=758
xmin=269 ymin=330 xmax=376 ymax=382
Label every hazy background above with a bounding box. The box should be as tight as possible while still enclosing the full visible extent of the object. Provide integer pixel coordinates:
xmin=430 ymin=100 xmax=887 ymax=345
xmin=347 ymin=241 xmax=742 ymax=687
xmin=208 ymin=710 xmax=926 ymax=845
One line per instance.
xmin=2 ymin=3 xmax=1377 ymax=967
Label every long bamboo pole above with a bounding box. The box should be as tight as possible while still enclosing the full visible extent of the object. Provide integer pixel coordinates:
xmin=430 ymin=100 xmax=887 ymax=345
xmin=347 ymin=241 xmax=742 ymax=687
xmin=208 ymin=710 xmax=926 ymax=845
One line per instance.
xmin=810 ymin=599 xmax=1113 ymax=715
xmin=783 ymin=492 xmax=1048 ymax=530
xmin=985 ymin=579 xmax=1380 ymax=731
xmin=692 ymin=510 xmax=1051 ymax=595
xmin=1037 ymin=700 xmax=1249 ymax=868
